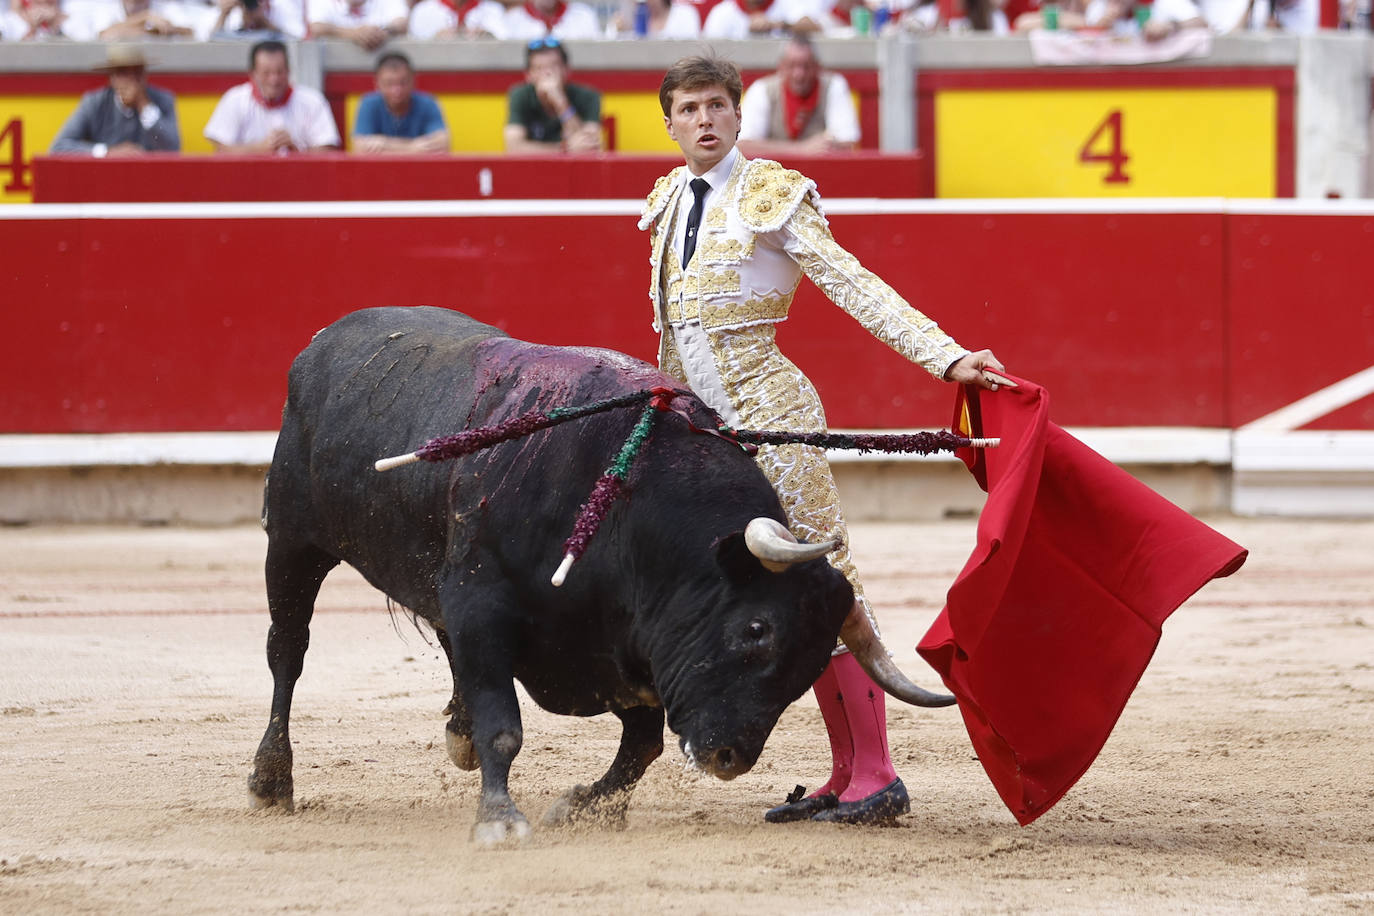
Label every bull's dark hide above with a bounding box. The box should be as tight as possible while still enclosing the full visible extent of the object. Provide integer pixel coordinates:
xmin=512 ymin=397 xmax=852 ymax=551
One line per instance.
xmin=249 ymin=306 xmax=853 ymax=842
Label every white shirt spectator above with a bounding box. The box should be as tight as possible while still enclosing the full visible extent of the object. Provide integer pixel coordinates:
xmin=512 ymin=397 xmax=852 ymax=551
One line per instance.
xmin=502 ymin=0 xmax=601 ymax=39
xmin=1251 ymin=0 xmax=1318 ymax=31
xmin=1195 ymin=0 xmax=1250 ymax=30
xmin=609 ymin=0 xmax=701 ymax=36
xmin=408 ymin=0 xmax=507 ymax=37
xmin=700 ymin=0 xmax=816 ymax=38
xmin=737 ymin=69 xmax=860 ymax=145
xmin=72 ymin=0 xmax=216 ymax=39
xmin=204 ymin=81 xmax=340 ymax=151
xmin=310 ymin=0 xmax=407 ymax=29
xmin=1086 ymin=0 xmax=1203 ymax=29
xmin=6 ymin=0 xmax=99 ymax=39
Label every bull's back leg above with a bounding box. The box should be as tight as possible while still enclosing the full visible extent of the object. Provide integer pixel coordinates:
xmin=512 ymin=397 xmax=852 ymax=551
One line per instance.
xmin=439 ymin=572 xmax=529 ymax=845
xmin=248 ymin=539 xmax=339 ymax=812
xmin=543 ymin=705 xmax=665 ymax=829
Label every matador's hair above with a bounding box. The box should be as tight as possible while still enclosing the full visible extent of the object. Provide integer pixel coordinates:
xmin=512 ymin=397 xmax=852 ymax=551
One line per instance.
xmin=658 ymin=55 xmax=744 ymax=117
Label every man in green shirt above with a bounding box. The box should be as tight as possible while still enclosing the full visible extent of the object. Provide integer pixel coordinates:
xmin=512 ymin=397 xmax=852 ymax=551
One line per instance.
xmin=503 ymin=38 xmax=603 ymax=154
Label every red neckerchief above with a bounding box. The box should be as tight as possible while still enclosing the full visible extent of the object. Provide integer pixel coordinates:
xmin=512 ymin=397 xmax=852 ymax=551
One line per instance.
xmin=782 ymin=78 xmax=819 ymax=140
xmin=440 ymin=0 xmax=477 ymax=22
xmin=251 ymin=81 xmax=294 ymax=110
xmin=524 ymin=0 xmax=566 ymax=27
xmin=732 ymin=0 xmax=774 ymax=13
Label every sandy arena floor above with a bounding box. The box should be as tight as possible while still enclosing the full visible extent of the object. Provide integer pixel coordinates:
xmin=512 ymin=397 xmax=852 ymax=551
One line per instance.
xmin=1 ymin=517 xmax=1371 ymax=914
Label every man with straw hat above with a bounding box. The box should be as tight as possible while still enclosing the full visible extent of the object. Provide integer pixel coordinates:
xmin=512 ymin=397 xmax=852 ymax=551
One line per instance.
xmin=50 ymin=46 xmax=180 ymax=156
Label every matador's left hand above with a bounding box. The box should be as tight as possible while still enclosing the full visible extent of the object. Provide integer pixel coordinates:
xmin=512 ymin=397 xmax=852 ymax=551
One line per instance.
xmin=944 ymin=350 xmax=1016 ymax=392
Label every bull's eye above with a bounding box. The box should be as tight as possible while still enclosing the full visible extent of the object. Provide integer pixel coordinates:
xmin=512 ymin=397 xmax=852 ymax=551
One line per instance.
xmin=746 ymin=618 xmax=771 ymax=642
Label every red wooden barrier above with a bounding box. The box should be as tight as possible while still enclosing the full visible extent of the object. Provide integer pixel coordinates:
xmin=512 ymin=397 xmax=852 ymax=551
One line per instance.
xmin=4 ymin=201 xmax=1371 ymax=435
xmin=31 ymin=152 xmax=929 ymax=203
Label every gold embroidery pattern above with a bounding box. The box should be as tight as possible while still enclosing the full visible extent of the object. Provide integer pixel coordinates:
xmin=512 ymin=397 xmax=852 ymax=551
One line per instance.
xmin=738 ymin=159 xmax=817 ymax=234
xmin=705 ymin=324 xmax=878 ymax=637
xmin=786 ymin=199 xmax=965 ymax=379
xmin=696 ymin=268 xmax=741 ymax=299
xmin=697 ymin=235 xmax=753 ymax=265
xmin=699 ymin=293 xmax=789 ymax=328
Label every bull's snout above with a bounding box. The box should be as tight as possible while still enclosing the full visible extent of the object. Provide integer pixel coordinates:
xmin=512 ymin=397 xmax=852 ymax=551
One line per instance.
xmin=682 ymin=738 xmax=753 ymax=780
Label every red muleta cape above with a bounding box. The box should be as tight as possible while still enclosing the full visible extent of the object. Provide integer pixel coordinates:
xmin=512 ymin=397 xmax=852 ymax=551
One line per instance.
xmin=917 ymin=375 xmax=1247 ymax=825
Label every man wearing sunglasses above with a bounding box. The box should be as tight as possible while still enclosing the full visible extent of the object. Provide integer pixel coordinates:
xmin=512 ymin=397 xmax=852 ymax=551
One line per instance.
xmin=504 ymin=37 xmax=603 ymax=154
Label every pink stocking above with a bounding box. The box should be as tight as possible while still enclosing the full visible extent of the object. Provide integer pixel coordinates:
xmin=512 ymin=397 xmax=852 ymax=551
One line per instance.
xmin=829 ymin=651 xmax=899 ymax=802
xmin=809 ymin=657 xmax=852 ymax=798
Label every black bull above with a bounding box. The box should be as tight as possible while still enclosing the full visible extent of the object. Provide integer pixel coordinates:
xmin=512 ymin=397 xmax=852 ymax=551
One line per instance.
xmin=249 ymin=306 xmax=862 ymax=841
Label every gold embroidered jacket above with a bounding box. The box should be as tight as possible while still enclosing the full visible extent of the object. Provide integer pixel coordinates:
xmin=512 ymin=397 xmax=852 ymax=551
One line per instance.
xmin=639 ymin=154 xmax=969 ymax=630
xmin=639 ymin=154 xmax=968 ymax=382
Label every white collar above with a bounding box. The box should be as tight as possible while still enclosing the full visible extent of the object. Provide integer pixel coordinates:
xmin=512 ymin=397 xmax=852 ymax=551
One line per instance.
xmin=683 ymin=146 xmax=739 ymax=195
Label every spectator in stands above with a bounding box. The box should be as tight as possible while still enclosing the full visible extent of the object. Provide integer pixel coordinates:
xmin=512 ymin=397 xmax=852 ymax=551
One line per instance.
xmin=1083 ymin=0 xmax=1206 ymax=37
xmin=701 ymin=0 xmax=820 ymax=39
xmin=407 ymin=0 xmax=507 ymax=38
xmin=351 ymin=51 xmax=449 ymax=153
xmin=737 ymin=35 xmax=858 ymax=157
xmin=204 ymin=39 xmax=340 ymax=154
xmin=209 ymin=0 xmax=307 ymax=39
xmin=607 ymin=0 xmax=701 ymax=37
xmin=815 ymin=0 xmax=879 ymax=35
xmin=49 ymin=47 xmax=179 ymax=157
xmin=85 ymin=0 xmax=204 ymax=39
xmin=310 ymin=0 xmax=409 ymax=50
xmin=504 ymin=37 xmax=602 ymax=154
xmin=950 ymin=0 xmax=1012 ymax=31
xmin=502 ymin=0 xmax=601 ymax=39
xmin=1013 ymin=0 xmax=1090 ymax=29
xmin=1 ymin=0 xmax=84 ymax=39
xmin=1254 ymin=0 xmax=1318 ymax=31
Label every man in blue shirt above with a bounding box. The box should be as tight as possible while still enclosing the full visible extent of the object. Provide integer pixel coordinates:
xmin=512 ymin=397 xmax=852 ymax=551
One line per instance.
xmin=351 ymin=52 xmax=450 ymax=154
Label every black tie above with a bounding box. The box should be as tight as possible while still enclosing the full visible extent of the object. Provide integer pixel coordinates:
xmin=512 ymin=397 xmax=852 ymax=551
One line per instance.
xmin=682 ymin=178 xmax=710 ymax=268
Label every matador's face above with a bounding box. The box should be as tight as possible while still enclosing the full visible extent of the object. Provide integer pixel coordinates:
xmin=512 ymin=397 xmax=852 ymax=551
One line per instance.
xmin=664 ymin=84 xmax=742 ymax=176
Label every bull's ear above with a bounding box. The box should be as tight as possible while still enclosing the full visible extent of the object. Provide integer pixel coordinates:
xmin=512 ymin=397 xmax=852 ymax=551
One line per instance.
xmin=713 ymin=531 xmax=765 ymax=584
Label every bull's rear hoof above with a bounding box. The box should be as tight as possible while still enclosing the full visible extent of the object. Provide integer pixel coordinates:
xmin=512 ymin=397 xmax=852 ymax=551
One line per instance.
xmin=471 ymin=817 xmax=531 ymax=847
xmin=445 ymin=729 xmax=479 ymax=771
xmin=541 ymin=785 xmax=630 ymax=829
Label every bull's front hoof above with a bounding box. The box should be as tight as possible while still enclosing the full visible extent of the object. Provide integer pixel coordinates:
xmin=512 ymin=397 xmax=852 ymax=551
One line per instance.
xmin=445 ymin=729 xmax=479 ymax=771
xmin=541 ymin=784 xmax=630 ymax=830
xmin=471 ymin=816 xmax=531 ymax=847
xmin=247 ymin=770 xmax=295 ymax=813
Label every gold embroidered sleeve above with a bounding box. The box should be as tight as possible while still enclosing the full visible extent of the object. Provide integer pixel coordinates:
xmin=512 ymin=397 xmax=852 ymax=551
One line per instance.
xmin=783 ymin=198 xmax=968 ymax=380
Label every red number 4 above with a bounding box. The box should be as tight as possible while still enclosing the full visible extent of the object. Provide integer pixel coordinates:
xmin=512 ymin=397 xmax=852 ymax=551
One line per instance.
xmin=0 ymin=119 xmax=33 ymax=193
xmin=1079 ymin=109 xmax=1130 ymax=185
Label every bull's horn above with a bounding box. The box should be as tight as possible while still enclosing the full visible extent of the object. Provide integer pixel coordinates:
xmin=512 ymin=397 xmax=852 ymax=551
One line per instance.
xmin=840 ymin=603 xmax=957 ymax=709
xmin=744 ymin=518 xmax=838 ymax=573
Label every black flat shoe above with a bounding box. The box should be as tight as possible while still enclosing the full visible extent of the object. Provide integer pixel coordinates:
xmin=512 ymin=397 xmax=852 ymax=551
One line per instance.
xmin=764 ymin=785 xmax=838 ymax=823
xmin=810 ymin=778 xmax=909 ymax=825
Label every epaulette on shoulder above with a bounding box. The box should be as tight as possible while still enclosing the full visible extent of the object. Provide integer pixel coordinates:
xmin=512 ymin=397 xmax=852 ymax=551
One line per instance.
xmin=737 ymin=159 xmax=820 ymax=233
xmin=639 ymin=167 xmax=686 ymax=231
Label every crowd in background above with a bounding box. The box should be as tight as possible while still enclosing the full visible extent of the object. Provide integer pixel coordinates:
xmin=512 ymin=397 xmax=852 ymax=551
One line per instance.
xmin=3 ymin=0 xmax=1367 ymax=44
